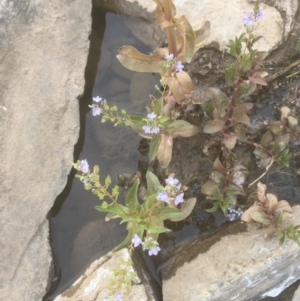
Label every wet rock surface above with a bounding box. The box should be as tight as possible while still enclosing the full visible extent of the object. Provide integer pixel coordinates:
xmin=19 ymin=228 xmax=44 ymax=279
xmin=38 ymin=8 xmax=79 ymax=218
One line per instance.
xmin=0 ymin=0 xmax=91 ymax=300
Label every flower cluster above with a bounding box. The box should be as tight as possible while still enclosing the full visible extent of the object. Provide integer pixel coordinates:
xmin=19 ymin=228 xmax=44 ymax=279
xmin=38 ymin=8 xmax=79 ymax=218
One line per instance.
xmin=77 ymin=159 xmax=89 ymax=173
xmin=131 ymin=234 xmax=161 ymax=256
xmin=114 ymin=292 xmax=123 ymax=301
xmin=142 ymin=112 xmax=160 ymax=134
xmin=157 ymin=175 xmax=185 ymax=206
xmin=90 ymin=96 xmax=104 ymax=116
xmin=228 ymin=204 xmax=243 ymax=221
xmin=242 ymin=10 xmax=264 ymax=26
xmin=164 ymin=53 xmax=184 ymax=72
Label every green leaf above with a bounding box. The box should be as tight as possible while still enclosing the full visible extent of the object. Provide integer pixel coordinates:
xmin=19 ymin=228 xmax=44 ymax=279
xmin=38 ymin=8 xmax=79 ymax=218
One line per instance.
xmin=236 ymin=82 xmax=256 ymax=100
xmin=251 ymin=211 xmax=270 ymax=225
xmin=260 ymin=130 xmax=273 ymax=147
xmin=206 ymin=202 xmax=220 ymax=213
xmin=95 ymin=203 xmax=130 ymax=220
xmin=210 ymin=88 xmax=230 ymax=117
xmin=146 ymin=171 xmax=161 ymax=196
xmin=84 ymin=183 xmax=92 ymax=190
xmin=150 ymin=207 xmax=182 ymax=222
xmin=117 ymin=46 xmax=164 ymax=73
xmin=169 ymin=198 xmax=196 ymax=221
xmin=149 ymin=135 xmax=161 ymax=161
xmin=225 ymin=64 xmax=236 ymax=85
xmin=164 ymin=120 xmax=199 ymax=137
xmin=125 ymin=179 xmax=140 ymax=211
xmin=147 ymin=222 xmax=171 ymax=234
xmin=201 ymin=180 xmax=218 ymax=196
xmin=93 ymin=165 xmax=100 ymax=174
xmin=113 ymin=222 xmax=135 ymax=252
xmin=142 ymin=194 xmax=160 ymax=213
xmin=105 ymin=175 xmax=111 ymax=186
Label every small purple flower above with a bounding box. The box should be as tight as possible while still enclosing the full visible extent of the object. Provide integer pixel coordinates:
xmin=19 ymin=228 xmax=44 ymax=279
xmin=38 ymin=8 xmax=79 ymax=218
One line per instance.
xmin=114 ymin=292 xmax=123 ymax=301
xmin=256 ymin=10 xmax=264 ymax=20
xmin=242 ymin=11 xmax=255 ymax=26
xmin=78 ymin=159 xmax=89 ymax=173
xmin=263 ymin=119 xmax=269 ymax=125
xmin=176 ymin=61 xmax=184 ymax=72
xmin=158 ymin=191 xmax=170 ymax=203
xmin=151 ymin=126 xmax=160 ymax=134
xmin=174 ymin=193 xmax=184 ymax=205
xmin=147 ymin=112 xmax=157 ymax=120
xmin=132 ymin=234 xmax=143 ymax=247
xmin=228 ymin=212 xmax=236 ymax=221
xmin=93 ymin=96 xmax=102 ymax=103
xmin=165 ymin=176 xmax=179 ymax=186
xmin=92 ymin=106 xmax=101 ymax=116
xmin=164 ymin=53 xmax=174 ymax=60
xmin=148 ymin=246 xmax=161 ymax=256
xmin=142 ymin=125 xmax=151 ymax=134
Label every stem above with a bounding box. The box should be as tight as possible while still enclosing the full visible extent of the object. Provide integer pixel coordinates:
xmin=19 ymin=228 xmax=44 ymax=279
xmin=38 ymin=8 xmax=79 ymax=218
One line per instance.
xmin=163 ymin=0 xmax=177 ymax=56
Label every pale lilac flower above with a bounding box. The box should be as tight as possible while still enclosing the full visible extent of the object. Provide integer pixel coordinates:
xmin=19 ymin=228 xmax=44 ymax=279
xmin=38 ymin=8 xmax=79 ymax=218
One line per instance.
xmin=78 ymin=159 xmax=89 ymax=173
xmin=142 ymin=125 xmax=151 ymax=134
xmin=93 ymin=96 xmax=102 ymax=103
xmin=114 ymin=292 xmax=123 ymax=301
xmin=242 ymin=12 xmax=255 ymax=26
xmin=176 ymin=61 xmax=184 ymax=72
xmin=228 ymin=212 xmax=236 ymax=221
xmin=148 ymin=246 xmax=161 ymax=256
xmin=174 ymin=193 xmax=184 ymax=205
xmin=92 ymin=106 xmax=101 ymax=116
xmin=147 ymin=112 xmax=157 ymax=120
xmin=256 ymin=10 xmax=264 ymax=20
xmin=164 ymin=53 xmax=174 ymax=60
xmin=263 ymin=119 xmax=270 ymax=125
xmin=132 ymin=234 xmax=143 ymax=247
xmin=165 ymin=176 xmax=179 ymax=186
xmin=151 ymin=126 xmax=160 ymax=134
xmin=158 ymin=191 xmax=170 ymax=203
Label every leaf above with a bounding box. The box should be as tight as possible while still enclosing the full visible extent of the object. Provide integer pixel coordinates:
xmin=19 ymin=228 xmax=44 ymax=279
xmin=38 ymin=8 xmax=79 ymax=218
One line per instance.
xmin=201 ymin=180 xmax=218 ymax=196
xmin=277 ymin=200 xmax=293 ymax=213
xmin=157 ymin=134 xmax=173 ymax=168
xmin=167 ymin=71 xmax=194 ymax=103
xmin=252 ymin=51 xmax=268 ymax=69
xmin=113 ymin=222 xmax=135 ymax=251
xmin=205 ymin=202 xmax=219 ymax=213
xmin=225 ymin=64 xmax=236 ymax=85
xmin=146 ymin=171 xmax=161 ymax=196
xmin=260 ymin=130 xmax=273 ymax=147
xmin=236 ymin=82 xmax=256 ymax=100
xmin=125 ymin=178 xmax=140 ymax=211
xmin=105 ymin=175 xmax=111 ymax=186
xmin=203 ymin=119 xmax=224 ymax=133
xmin=117 ymin=46 xmax=164 ymax=73
xmin=142 ymin=194 xmax=160 ymax=212
xmin=151 ymin=207 xmax=183 ymax=222
xmin=93 ymin=165 xmax=100 ymax=174
xmin=266 ymin=193 xmax=278 ymax=213
xmin=251 ymin=211 xmax=270 ymax=225
xmin=165 ymin=120 xmax=199 ymax=137
xmin=149 ymin=134 xmax=161 ymax=161
xmin=147 ymin=222 xmax=171 ymax=234
xmin=269 ymin=121 xmax=282 ymax=135
xmin=169 ymin=198 xmax=197 ymax=221
xmin=105 ymin=212 xmax=119 ymax=221
xmin=210 ymin=88 xmax=230 ymax=117
xmin=213 ymin=156 xmax=227 ymax=174
xmin=223 ymin=132 xmax=237 ymax=150
xmin=173 ymin=15 xmax=196 ymax=63
xmin=95 ymin=203 xmax=130 ymax=220
xmin=241 ymin=205 xmax=263 ymax=222
xmin=195 ymin=21 xmax=210 ymax=50
xmin=153 ymin=0 xmax=176 ymax=29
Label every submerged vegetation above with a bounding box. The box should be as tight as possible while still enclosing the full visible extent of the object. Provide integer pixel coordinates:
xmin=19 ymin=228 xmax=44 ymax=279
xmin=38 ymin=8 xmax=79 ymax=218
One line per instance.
xmin=73 ymin=0 xmax=300 ymax=299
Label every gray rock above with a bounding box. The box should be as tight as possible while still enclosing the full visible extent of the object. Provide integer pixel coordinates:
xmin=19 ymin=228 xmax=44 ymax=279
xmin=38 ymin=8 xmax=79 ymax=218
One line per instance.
xmin=106 ymin=77 xmax=129 ymax=97
xmin=54 ymin=249 xmax=150 ymax=301
xmin=95 ymin=0 xmax=298 ymax=52
xmin=162 ymin=206 xmax=300 ymax=301
xmin=0 ymin=0 xmax=91 ymax=300
xmin=292 ymin=284 xmax=300 ymax=301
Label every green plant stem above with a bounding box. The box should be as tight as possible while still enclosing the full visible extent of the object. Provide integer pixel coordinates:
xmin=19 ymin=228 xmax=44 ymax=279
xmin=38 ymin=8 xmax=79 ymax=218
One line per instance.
xmin=223 ymin=86 xmax=237 ymax=133
xmin=163 ymin=0 xmax=177 ymax=56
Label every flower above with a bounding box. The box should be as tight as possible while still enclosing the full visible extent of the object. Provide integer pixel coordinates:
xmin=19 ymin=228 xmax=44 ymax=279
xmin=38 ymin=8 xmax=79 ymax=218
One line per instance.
xmin=174 ymin=193 xmax=184 ymax=205
xmin=92 ymin=106 xmax=101 ymax=116
xmin=93 ymin=96 xmax=102 ymax=103
xmin=164 ymin=53 xmax=174 ymax=60
xmin=151 ymin=126 xmax=160 ymax=134
xmin=228 ymin=212 xmax=236 ymax=221
xmin=147 ymin=112 xmax=157 ymax=120
xmin=142 ymin=125 xmax=160 ymax=134
xmin=78 ymin=159 xmax=89 ymax=173
xmin=132 ymin=234 xmax=143 ymax=247
xmin=176 ymin=61 xmax=184 ymax=72
xmin=165 ymin=176 xmax=179 ymax=186
xmin=148 ymin=246 xmax=161 ymax=256
xmin=158 ymin=191 xmax=170 ymax=203
xmin=242 ymin=11 xmax=255 ymax=26
xmin=256 ymin=10 xmax=264 ymax=20
xmin=114 ymin=292 xmax=123 ymax=301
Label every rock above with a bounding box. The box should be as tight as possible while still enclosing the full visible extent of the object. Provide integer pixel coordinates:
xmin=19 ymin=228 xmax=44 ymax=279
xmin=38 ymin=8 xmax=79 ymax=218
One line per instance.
xmin=0 ymin=1 xmax=91 ymax=300
xmin=292 ymin=284 xmax=300 ymax=301
xmin=162 ymin=206 xmax=300 ymax=301
xmin=54 ymin=249 xmax=150 ymax=301
xmin=95 ymin=0 xmax=298 ymax=52
xmin=106 ymin=77 xmax=129 ymax=97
